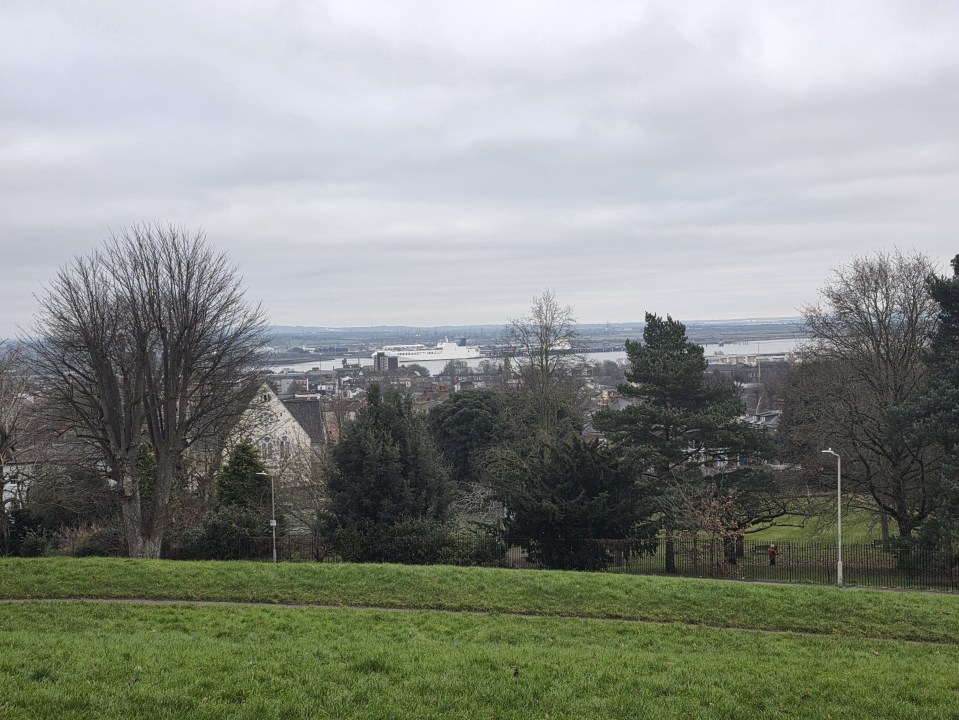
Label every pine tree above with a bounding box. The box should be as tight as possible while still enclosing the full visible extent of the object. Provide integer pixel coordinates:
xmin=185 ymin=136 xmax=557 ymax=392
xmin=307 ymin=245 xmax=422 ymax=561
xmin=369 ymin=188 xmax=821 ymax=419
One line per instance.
xmin=593 ymin=313 xmax=772 ymax=570
xmin=903 ymin=255 xmax=959 ymax=547
xmin=921 ymin=255 xmax=959 ymax=450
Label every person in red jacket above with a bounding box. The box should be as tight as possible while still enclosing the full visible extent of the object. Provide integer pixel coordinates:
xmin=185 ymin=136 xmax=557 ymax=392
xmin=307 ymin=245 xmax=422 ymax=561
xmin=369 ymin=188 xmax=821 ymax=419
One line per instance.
xmin=767 ymin=544 xmax=778 ymax=566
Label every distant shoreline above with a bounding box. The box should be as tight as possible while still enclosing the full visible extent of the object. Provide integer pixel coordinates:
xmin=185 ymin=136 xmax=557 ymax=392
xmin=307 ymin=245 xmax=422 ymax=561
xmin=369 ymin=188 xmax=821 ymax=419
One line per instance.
xmin=267 ymin=337 xmax=806 ymax=375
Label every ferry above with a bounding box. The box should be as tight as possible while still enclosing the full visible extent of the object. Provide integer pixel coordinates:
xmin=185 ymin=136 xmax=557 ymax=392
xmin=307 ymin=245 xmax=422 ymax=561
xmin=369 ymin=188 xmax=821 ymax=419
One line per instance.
xmin=375 ymin=338 xmax=481 ymax=362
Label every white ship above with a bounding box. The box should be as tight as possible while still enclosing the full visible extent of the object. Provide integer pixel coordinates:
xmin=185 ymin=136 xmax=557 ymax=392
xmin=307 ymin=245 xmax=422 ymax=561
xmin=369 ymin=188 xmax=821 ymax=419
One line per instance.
xmin=375 ymin=338 xmax=482 ymax=362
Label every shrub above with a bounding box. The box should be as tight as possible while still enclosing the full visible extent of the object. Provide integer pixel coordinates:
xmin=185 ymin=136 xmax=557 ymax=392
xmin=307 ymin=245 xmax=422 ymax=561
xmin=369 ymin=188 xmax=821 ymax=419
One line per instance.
xmin=439 ymin=529 xmax=508 ymax=567
xmin=75 ymin=527 xmax=127 ymax=557
xmin=7 ymin=509 xmax=47 ymax=556
xmin=327 ymin=518 xmax=507 ymax=566
xmin=18 ymin=530 xmax=52 ymax=557
xmin=518 ymin=538 xmax=658 ymax=572
xmin=165 ymin=506 xmax=267 ymax=560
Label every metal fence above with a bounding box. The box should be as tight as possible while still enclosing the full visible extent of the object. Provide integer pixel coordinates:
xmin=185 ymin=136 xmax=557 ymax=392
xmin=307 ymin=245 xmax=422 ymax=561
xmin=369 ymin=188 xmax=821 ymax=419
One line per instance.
xmin=220 ymin=535 xmax=959 ymax=592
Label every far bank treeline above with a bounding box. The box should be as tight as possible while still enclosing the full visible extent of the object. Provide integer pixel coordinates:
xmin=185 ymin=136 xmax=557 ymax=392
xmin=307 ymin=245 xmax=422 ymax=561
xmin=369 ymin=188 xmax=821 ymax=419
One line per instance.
xmin=1 ymin=228 xmax=958 ymax=570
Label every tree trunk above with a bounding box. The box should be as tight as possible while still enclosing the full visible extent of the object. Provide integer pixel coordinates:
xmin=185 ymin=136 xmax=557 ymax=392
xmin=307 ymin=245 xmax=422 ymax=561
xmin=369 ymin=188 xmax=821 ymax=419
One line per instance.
xmin=724 ymin=536 xmax=738 ymax=565
xmin=664 ymin=529 xmax=676 ymax=573
xmin=120 ymin=491 xmax=149 ymax=558
xmin=894 ymin=513 xmax=919 ymax=538
xmin=150 ymin=450 xmax=177 ymax=544
xmin=119 ymin=477 xmax=166 ymax=559
xmin=127 ymin=532 xmax=164 ymax=559
xmin=0 ymin=508 xmax=9 ymax=555
xmin=893 ymin=513 xmax=920 ymax=571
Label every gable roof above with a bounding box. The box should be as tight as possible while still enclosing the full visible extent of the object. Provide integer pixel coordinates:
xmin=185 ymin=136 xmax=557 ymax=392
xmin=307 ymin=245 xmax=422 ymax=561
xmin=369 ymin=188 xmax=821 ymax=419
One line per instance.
xmin=281 ymin=397 xmax=326 ymax=446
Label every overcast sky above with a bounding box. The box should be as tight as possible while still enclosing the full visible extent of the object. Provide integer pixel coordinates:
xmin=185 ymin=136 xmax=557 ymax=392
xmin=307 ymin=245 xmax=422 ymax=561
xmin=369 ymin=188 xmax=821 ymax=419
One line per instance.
xmin=3 ymin=1 xmax=959 ymax=336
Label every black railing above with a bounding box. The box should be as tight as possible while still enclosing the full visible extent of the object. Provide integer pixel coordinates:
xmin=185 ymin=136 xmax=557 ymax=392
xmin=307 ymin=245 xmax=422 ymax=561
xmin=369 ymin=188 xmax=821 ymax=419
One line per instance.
xmin=206 ymin=535 xmax=959 ymax=592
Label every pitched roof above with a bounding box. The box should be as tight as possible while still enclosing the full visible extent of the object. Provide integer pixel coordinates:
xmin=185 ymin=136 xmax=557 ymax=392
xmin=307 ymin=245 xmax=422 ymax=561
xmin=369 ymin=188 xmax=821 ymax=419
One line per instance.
xmin=280 ymin=397 xmax=326 ymax=445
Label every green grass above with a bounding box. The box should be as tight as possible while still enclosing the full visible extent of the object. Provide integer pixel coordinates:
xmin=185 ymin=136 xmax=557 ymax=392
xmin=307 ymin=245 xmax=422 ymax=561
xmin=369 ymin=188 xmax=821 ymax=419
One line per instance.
xmin=2 ymin=600 xmax=958 ymax=719
xmin=2 ymin=557 xmax=958 ymax=643
xmin=3 ymin=559 xmax=958 ymax=718
xmin=749 ymin=501 xmax=886 ymax=543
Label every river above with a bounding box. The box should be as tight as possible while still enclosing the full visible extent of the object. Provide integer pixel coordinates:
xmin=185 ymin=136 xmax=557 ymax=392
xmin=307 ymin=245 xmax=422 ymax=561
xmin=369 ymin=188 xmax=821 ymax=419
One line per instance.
xmin=270 ymin=337 xmax=805 ymax=375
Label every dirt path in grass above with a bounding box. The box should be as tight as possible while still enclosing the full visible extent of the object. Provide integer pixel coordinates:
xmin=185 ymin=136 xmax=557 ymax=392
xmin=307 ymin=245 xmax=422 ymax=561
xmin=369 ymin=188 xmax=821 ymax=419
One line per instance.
xmin=0 ymin=596 xmax=952 ymax=646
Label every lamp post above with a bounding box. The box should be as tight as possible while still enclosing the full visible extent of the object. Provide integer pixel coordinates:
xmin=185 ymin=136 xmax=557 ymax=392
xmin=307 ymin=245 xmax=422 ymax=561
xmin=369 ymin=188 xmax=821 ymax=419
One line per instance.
xmin=821 ymin=448 xmax=842 ymax=587
xmin=256 ymin=471 xmax=277 ymax=563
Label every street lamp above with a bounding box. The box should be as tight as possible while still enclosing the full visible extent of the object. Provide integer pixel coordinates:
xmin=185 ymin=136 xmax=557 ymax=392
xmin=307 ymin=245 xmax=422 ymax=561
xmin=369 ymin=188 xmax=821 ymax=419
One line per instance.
xmin=256 ymin=471 xmax=277 ymax=563
xmin=821 ymin=448 xmax=842 ymax=587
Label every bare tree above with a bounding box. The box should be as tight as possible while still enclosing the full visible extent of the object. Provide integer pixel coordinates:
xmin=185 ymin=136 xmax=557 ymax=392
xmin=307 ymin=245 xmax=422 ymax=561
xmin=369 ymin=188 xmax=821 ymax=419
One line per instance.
xmin=28 ymin=224 xmax=268 ymax=557
xmin=1 ymin=342 xmax=38 ymax=550
xmin=0 ymin=343 xmax=29 ymax=472
xmin=271 ymin=443 xmax=326 ymax=532
xmin=19 ymin=439 xmax=120 ymax=531
xmin=1 ymin=345 xmax=116 ymax=551
xmin=780 ymin=250 xmax=941 ymax=537
xmin=503 ymin=290 xmax=582 ymax=436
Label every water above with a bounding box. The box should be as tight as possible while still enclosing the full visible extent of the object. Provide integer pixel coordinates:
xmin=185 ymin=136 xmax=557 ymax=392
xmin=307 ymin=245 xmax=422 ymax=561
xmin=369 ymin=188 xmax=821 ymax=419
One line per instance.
xmin=270 ymin=337 xmax=805 ymax=375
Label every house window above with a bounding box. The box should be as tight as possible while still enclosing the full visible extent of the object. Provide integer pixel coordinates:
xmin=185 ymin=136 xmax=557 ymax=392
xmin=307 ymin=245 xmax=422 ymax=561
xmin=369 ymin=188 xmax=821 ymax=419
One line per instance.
xmin=258 ymin=436 xmax=274 ymax=459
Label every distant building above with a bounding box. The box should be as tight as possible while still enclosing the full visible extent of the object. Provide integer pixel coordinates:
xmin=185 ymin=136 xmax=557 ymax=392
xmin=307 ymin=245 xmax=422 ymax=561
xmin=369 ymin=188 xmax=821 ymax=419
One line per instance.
xmin=266 ymin=373 xmax=308 ymax=397
xmin=745 ymin=410 xmax=781 ymax=433
xmin=243 ymin=384 xmax=316 ymax=462
xmin=372 ymin=351 xmax=399 ymax=373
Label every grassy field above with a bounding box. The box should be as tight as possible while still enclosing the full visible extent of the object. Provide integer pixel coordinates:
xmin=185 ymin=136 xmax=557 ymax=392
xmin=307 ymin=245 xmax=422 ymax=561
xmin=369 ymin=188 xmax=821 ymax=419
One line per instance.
xmin=737 ymin=491 xmax=892 ymax=544
xmin=3 ymin=557 xmax=959 ymax=642
xmin=2 ymin=559 xmax=958 ymax=719
xmin=749 ymin=505 xmax=884 ymax=543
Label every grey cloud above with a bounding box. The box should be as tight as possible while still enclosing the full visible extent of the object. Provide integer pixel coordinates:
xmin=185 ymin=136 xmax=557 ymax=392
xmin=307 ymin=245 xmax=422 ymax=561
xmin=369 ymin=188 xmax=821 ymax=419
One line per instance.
xmin=2 ymin=1 xmax=959 ymax=336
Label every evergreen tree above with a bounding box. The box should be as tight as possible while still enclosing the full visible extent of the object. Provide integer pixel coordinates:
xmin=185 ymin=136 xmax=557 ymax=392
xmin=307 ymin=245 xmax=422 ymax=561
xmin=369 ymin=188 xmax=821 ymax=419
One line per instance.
xmin=918 ymin=255 xmax=959 ymax=454
xmin=594 ymin=313 xmax=762 ymax=479
xmin=493 ymin=436 xmax=656 ymax=570
xmin=428 ymin=389 xmax=506 ymax=485
xmin=323 ymin=384 xmax=450 ymax=533
xmin=216 ymin=438 xmax=270 ymax=514
xmin=166 ymin=439 xmax=274 ymax=559
xmin=903 ymin=255 xmax=959 ymax=547
xmin=593 ymin=313 xmax=773 ymax=570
